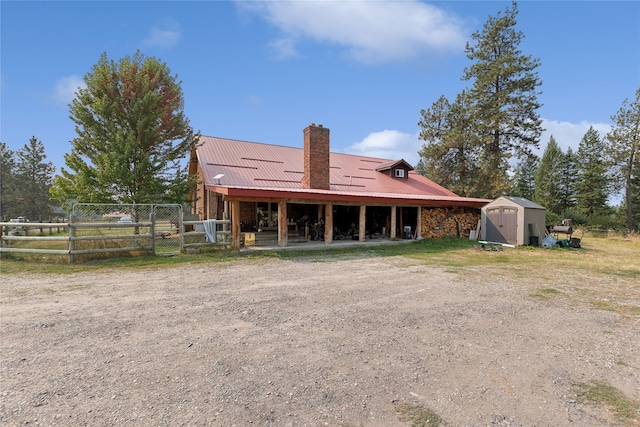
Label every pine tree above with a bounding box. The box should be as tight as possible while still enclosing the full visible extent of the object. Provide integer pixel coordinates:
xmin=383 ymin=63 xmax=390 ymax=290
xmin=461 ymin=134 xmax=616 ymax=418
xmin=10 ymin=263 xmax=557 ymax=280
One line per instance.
xmin=462 ymin=1 xmax=543 ymax=198
xmin=0 ymin=142 xmax=17 ymax=220
xmin=606 ymin=88 xmax=640 ymax=231
xmin=417 ymin=92 xmax=481 ymax=196
xmin=15 ymin=137 xmax=56 ymax=221
xmin=418 ymin=1 xmax=543 ymax=199
xmin=629 ymin=159 xmax=640 ymax=230
xmin=557 ymin=147 xmax=577 ymax=214
xmin=511 ymin=154 xmax=539 ymax=200
xmin=575 ymin=127 xmax=610 ymax=223
xmin=50 ymin=51 xmax=198 ymax=206
xmin=533 ymin=136 xmax=563 ymax=214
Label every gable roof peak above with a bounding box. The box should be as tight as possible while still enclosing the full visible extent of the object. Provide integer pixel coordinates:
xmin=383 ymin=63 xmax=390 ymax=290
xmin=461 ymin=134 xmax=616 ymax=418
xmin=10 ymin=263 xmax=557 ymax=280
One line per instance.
xmin=374 ymin=159 xmax=414 ymax=172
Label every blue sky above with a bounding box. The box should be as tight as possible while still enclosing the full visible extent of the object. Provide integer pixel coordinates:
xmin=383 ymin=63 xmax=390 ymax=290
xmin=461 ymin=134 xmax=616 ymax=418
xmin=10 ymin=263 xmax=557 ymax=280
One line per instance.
xmin=1 ymin=1 xmax=639 ymax=185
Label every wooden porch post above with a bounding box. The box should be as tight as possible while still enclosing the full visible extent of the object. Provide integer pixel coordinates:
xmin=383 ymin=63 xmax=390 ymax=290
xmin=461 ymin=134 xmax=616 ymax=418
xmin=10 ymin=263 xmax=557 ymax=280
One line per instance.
xmin=390 ymin=206 xmax=397 ymax=239
xmin=231 ymin=199 xmax=241 ymax=250
xmin=324 ymin=202 xmax=333 ymax=244
xmin=278 ymin=199 xmax=288 ymax=247
xmin=212 ymin=191 xmax=219 ymax=219
xmin=359 ymin=204 xmax=366 ymax=242
xmin=223 ymin=201 xmax=229 ymax=241
xmin=416 ymin=206 xmax=422 ymax=239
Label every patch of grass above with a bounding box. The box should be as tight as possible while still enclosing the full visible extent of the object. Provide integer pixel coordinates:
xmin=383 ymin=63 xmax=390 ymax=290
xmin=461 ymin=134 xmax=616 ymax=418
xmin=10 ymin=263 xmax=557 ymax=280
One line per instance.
xmin=0 ymin=248 xmax=246 ymax=274
xmin=616 ymin=304 xmax=640 ymax=319
xmin=529 ymin=287 xmax=563 ymax=299
xmin=590 ymin=300 xmax=616 ymax=312
xmin=395 ymin=402 xmax=443 ymax=427
xmin=1 ymin=233 xmax=639 ymax=285
xmin=0 ymin=237 xmax=473 ymax=272
xmin=575 ymin=380 xmax=640 ymax=424
xmin=595 ymin=267 xmax=640 ymax=280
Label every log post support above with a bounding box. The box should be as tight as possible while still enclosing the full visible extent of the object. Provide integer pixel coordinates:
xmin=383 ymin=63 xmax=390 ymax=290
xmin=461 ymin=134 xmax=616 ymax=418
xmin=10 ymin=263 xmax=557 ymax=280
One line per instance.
xmin=231 ymin=199 xmax=241 ymax=250
xmin=390 ymin=206 xmax=397 ymax=239
xmin=359 ymin=204 xmax=366 ymax=242
xmin=324 ymin=202 xmax=333 ymax=244
xmin=278 ymin=199 xmax=288 ymax=247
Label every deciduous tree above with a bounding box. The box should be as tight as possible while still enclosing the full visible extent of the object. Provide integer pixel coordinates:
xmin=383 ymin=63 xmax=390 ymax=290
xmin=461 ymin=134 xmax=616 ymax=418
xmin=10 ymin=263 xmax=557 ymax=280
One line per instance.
xmin=50 ymin=51 xmax=198 ymax=207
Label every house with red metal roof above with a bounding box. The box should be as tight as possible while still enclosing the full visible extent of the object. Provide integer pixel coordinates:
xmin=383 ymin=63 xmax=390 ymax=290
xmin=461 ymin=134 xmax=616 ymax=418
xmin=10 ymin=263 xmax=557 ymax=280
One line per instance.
xmin=189 ymin=123 xmax=489 ymax=248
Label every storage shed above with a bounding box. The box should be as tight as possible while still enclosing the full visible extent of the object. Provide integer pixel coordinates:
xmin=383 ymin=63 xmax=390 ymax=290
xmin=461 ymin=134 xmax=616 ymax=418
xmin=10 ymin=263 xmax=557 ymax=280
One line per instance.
xmin=481 ymin=196 xmax=546 ymax=246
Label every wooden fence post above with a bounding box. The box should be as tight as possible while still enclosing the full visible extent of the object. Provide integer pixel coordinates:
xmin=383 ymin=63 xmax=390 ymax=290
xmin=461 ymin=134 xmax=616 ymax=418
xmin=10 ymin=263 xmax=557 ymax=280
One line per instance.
xmin=149 ymin=211 xmax=156 ymax=255
xmin=68 ymin=215 xmax=76 ymax=264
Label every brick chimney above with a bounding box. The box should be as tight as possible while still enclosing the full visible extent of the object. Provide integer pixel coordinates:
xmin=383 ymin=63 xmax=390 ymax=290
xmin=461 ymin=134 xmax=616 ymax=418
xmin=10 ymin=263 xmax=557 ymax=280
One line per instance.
xmin=302 ymin=123 xmax=330 ymax=190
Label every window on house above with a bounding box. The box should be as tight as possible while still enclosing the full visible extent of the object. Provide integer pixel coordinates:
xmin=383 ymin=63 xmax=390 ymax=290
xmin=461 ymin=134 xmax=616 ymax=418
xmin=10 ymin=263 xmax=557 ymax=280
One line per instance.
xmin=395 ymin=168 xmax=405 ymax=178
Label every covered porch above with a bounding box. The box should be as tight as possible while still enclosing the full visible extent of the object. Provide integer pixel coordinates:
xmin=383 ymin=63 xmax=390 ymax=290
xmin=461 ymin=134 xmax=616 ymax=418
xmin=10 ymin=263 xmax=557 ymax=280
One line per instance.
xmin=199 ymin=188 xmax=450 ymax=250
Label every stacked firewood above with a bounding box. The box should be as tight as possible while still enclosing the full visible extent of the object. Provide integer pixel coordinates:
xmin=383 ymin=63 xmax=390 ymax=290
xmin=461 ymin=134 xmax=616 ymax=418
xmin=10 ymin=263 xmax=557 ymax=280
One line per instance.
xmin=420 ymin=207 xmax=480 ymax=239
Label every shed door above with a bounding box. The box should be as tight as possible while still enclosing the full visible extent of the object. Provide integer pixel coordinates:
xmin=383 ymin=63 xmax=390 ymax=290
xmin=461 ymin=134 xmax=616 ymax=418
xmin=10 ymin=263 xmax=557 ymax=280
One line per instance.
xmin=486 ymin=207 xmax=518 ymax=245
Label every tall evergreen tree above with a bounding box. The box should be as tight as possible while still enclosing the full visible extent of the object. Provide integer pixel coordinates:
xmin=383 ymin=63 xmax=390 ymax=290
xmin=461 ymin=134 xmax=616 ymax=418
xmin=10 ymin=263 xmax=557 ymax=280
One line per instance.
xmin=50 ymin=51 xmax=198 ymax=206
xmin=0 ymin=142 xmax=17 ymax=220
xmin=417 ymin=92 xmax=481 ymax=196
xmin=418 ymin=1 xmax=543 ymax=199
xmin=462 ymin=1 xmax=543 ymax=198
xmin=628 ymin=159 xmax=640 ymax=230
xmin=557 ymin=147 xmax=578 ymax=214
xmin=511 ymin=154 xmax=539 ymax=200
xmin=533 ymin=136 xmax=563 ymax=214
xmin=606 ymin=88 xmax=640 ymax=231
xmin=575 ymin=127 xmax=610 ymax=222
xmin=15 ymin=137 xmax=56 ymax=220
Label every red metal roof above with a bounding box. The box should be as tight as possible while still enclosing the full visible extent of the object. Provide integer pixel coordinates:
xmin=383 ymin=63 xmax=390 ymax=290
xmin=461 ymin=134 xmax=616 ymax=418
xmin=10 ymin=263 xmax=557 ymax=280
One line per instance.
xmin=195 ymin=136 xmax=489 ymax=207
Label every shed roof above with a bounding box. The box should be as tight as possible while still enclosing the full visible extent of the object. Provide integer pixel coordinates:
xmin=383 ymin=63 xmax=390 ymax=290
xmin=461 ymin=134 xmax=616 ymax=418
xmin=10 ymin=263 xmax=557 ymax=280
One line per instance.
xmin=193 ymin=136 xmax=490 ymax=207
xmin=492 ymin=196 xmax=545 ymax=210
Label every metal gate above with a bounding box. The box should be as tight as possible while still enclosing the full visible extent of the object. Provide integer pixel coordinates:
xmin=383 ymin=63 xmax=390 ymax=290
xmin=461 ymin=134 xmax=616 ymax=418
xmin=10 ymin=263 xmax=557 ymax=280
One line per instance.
xmin=152 ymin=204 xmax=183 ymax=256
xmin=486 ymin=206 xmax=517 ymax=245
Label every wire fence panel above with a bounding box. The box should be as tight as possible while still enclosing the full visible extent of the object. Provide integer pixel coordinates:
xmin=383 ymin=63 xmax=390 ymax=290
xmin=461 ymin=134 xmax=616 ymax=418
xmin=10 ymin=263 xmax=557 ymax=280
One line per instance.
xmin=70 ymin=204 xmax=154 ymax=260
xmin=153 ymin=204 xmax=183 ymax=256
xmin=72 ymin=203 xmax=152 ymax=225
xmin=1 ymin=203 xmax=229 ymax=262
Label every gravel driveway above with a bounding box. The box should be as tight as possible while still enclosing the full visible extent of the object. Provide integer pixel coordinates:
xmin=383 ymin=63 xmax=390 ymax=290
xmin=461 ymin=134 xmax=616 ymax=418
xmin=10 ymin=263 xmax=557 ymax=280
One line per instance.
xmin=1 ymin=255 xmax=638 ymax=426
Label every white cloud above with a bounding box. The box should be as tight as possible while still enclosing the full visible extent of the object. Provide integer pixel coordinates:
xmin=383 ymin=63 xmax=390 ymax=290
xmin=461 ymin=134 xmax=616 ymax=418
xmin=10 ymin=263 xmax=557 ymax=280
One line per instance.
xmin=344 ymin=129 xmax=421 ymax=165
xmin=539 ymin=119 xmax=613 ymax=155
xmin=237 ymin=0 xmax=466 ymax=64
xmin=268 ymin=38 xmax=301 ymax=60
xmin=342 ymin=120 xmax=615 ymax=170
xmin=143 ymin=18 xmax=181 ymax=48
xmin=53 ymin=75 xmax=85 ymax=106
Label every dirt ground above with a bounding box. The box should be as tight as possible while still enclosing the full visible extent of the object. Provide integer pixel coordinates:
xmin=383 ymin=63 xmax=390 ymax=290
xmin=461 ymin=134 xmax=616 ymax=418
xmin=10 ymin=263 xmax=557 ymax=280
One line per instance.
xmin=1 ymin=255 xmax=638 ymax=426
